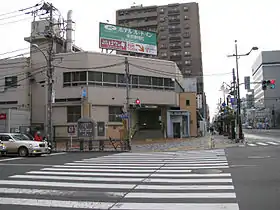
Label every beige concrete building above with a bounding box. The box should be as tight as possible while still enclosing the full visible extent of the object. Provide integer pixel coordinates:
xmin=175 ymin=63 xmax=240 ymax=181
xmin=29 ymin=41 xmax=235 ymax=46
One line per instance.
xmin=0 ymin=16 xmax=204 ymax=141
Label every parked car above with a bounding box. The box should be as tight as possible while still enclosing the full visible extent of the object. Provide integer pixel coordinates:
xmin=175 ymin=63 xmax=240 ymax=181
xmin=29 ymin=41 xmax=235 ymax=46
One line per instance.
xmin=0 ymin=133 xmax=47 ymax=157
xmin=0 ymin=141 xmax=7 ymax=156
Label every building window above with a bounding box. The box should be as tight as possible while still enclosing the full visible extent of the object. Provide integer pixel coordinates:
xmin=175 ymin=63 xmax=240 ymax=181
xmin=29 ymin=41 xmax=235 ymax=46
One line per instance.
xmin=159 ymin=8 xmax=164 ymax=13
xmin=109 ymin=106 xmax=123 ymax=122
xmin=63 ymin=71 xmax=86 ymax=87
xmin=184 ymin=51 xmax=191 ymax=56
xmin=159 ymin=17 xmax=165 ymax=22
xmin=185 ymin=60 xmax=192 ymax=65
xmin=164 ymin=78 xmax=175 ymax=89
xmin=184 ymin=15 xmax=190 ymax=20
xmin=183 ymin=32 xmax=191 ymax=38
xmin=160 ymin=52 xmax=167 ymax=57
xmin=131 ymin=75 xmax=138 ymax=88
xmin=139 ymin=76 xmax=151 ymax=88
xmin=183 ymin=6 xmax=189 ymax=11
xmin=152 ymin=77 xmax=164 ymax=87
xmin=160 ymin=35 xmax=167 ymax=40
xmin=5 ymin=76 xmax=18 ymax=88
xmin=186 ymin=99 xmax=190 ymax=106
xmin=117 ymin=73 xmax=126 ymax=87
xmin=88 ymin=71 xmax=102 ymax=86
xmin=184 ymin=41 xmax=191 ymax=47
xmin=103 ymin=72 xmax=116 ymax=87
xmin=67 ymin=106 xmax=81 ymax=123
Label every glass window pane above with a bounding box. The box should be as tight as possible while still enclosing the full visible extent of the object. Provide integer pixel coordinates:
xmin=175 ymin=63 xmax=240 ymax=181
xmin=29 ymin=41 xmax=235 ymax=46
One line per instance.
xmin=132 ymin=75 xmax=138 ymax=84
xmin=103 ymin=73 xmax=116 ymax=83
xmin=63 ymin=73 xmax=71 ymax=82
xmin=152 ymin=77 xmax=163 ymax=86
xmin=88 ymin=71 xmax=102 ymax=82
xmin=117 ymin=74 xmax=126 ymax=84
xmin=139 ymin=76 xmax=151 ymax=85
xmin=80 ymin=71 xmax=86 ymax=81
xmin=164 ymin=78 xmax=174 ymax=87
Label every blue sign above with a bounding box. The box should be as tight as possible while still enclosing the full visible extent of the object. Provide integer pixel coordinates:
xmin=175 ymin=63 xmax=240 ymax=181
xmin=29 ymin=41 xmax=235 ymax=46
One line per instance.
xmin=116 ymin=113 xmax=128 ymax=119
xmin=222 ymin=102 xmax=226 ymax=107
xmin=82 ymin=89 xmax=87 ymax=97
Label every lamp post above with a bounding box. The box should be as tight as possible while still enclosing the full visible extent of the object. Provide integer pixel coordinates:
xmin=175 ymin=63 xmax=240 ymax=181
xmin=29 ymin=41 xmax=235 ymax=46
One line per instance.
xmin=227 ymin=40 xmax=258 ymax=141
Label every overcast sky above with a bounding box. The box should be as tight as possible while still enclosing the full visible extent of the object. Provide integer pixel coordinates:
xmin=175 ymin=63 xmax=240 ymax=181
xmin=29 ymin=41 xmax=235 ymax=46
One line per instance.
xmin=0 ymin=0 xmax=279 ymax=118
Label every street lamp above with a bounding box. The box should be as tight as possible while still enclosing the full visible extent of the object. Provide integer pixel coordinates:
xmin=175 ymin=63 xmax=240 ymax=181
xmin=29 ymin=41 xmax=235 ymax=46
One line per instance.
xmin=31 ymin=44 xmax=53 ymax=144
xmin=227 ymin=40 xmax=258 ymax=141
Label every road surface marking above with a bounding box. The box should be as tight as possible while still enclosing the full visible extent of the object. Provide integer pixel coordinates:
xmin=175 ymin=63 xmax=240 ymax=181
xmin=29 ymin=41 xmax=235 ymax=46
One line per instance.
xmin=41 ymin=168 xmax=193 ymax=173
xmin=0 ymin=163 xmax=54 ymax=167
xmin=111 ymin=203 xmax=239 ymax=210
xmin=267 ymin=141 xmax=279 ymax=145
xmin=247 ymin=143 xmax=257 ymax=146
xmin=135 ymin=185 xmax=234 ymax=190
xmin=0 ymin=197 xmax=114 ymax=209
xmin=60 ymin=164 xmax=229 ymax=169
xmin=0 ymin=180 xmax=135 ymax=189
xmin=256 ymin=142 xmax=268 ymax=146
xmin=67 ymin=162 xmax=228 ymax=166
xmin=23 ymin=172 xmax=231 ymax=178
xmin=74 ymin=160 xmax=227 ymax=165
xmin=143 ymin=178 xmax=233 ymax=183
xmin=124 ymin=192 xmax=236 ymax=198
xmin=11 ymin=175 xmax=145 ymax=182
xmin=0 ymin=157 xmax=23 ymax=162
xmin=42 ymin=152 xmax=66 ymax=156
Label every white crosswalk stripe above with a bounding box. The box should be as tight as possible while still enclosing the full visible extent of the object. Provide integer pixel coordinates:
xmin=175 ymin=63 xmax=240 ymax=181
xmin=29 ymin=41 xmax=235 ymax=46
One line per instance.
xmin=246 ymin=141 xmax=280 ymax=147
xmin=0 ymin=149 xmax=239 ymax=209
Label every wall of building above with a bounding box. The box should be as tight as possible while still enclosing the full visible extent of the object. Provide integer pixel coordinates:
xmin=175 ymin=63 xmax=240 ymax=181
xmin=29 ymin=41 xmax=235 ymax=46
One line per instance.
xmin=252 ymin=51 xmax=280 ymax=109
xmin=179 ymin=92 xmax=197 ymax=136
xmin=0 ymin=58 xmax=30 ymax=110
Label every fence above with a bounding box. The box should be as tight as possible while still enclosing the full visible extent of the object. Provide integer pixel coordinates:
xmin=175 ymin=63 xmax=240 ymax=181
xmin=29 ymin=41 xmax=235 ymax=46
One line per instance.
xmin=53 ymin=125 xmax=129 ymax=152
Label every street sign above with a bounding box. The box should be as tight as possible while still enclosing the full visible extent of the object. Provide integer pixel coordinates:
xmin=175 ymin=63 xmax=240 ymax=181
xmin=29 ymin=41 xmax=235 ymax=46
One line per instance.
xmin=67 ymin=125 xmax=76 ymax=134
xmin=82 ymin=89 xmax=87 ymax=98
xmin=116 ymin=113 xmax=128 ymax=119
xmin=78 ymin=122 xmax=94 ymax=138
xmin=244 ymin=76 xmax=250 ymax=90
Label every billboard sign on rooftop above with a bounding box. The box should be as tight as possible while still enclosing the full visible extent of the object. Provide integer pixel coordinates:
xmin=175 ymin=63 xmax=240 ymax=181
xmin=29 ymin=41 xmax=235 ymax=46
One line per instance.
xmin=99 ymin=22 xmax=157 ymax=56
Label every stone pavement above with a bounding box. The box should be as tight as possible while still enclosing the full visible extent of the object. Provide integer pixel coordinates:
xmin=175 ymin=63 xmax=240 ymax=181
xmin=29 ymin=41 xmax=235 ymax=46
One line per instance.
xmin=132 ymin=134 xmax=240 ymax=152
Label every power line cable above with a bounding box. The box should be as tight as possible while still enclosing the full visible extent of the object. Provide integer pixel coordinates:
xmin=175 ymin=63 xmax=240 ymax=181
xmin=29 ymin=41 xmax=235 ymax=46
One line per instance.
xmin=0 ymin=1 xmax=42 ymax=18
xmin=130 ymin=63 xmax=231 ymax=78
xmin=0 ymin=66 xmax=47 ymax=89
xmin=53 ymin=62 xmax=125 ymax=70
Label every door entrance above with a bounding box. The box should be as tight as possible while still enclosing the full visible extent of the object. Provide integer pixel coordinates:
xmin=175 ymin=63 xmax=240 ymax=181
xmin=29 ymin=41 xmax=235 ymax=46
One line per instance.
xmin=173 ymin=122 xmax=181 ymax=138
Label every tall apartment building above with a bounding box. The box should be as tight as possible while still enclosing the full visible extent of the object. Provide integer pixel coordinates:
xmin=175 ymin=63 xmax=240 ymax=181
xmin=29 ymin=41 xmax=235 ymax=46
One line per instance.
xmin=116 ymin=3 xmax=204 ymax=94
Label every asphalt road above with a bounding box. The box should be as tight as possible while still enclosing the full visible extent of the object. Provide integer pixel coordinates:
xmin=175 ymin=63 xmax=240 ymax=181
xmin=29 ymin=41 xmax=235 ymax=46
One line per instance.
xmin=0 ymin=147 xmax=279 ymax=210
xmin=226 ymin=145 xmax=280 ymax=210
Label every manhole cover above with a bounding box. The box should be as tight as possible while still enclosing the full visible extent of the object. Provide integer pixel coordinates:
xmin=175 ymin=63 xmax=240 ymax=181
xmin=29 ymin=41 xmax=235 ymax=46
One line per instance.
xmin=192 ymin=169 xmax=223 ymax=174
xmin=248 ymin=156 xmax=270 ymax=159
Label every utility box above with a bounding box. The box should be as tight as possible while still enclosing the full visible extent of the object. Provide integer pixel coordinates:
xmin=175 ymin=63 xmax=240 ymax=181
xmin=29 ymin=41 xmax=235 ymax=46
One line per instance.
xmin=0 ymin=109 xmax=31 ymax=133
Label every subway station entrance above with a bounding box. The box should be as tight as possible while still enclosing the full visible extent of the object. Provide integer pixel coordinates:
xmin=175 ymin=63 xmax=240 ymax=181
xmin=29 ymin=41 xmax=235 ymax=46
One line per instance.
xmin=131 ymin=105 xmax=168 ymax=140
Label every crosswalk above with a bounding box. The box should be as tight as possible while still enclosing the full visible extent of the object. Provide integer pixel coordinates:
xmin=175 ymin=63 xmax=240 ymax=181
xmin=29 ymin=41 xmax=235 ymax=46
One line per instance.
xmin=246 ymin=141 xmax=279 ymax=147
xmin=0 ymin=149 xmax=239 ymax=209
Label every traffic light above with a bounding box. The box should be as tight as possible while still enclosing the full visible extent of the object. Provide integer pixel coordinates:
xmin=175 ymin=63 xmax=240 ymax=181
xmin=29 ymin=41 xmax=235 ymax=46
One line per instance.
xmin=270 ymin=79 xmax=276 ymax=89
xmin=262 ymin=80 xmax=276 ymax=90
xmin=135 ymin=98 xmax=141 ymax=108
xmin=262 ymin=80 xmax=267 ymax=90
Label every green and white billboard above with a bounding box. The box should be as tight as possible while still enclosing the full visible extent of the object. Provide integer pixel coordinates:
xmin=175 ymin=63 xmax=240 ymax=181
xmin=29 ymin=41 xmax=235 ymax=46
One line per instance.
xmin=99 ymin=22 xmax=157 ymax=56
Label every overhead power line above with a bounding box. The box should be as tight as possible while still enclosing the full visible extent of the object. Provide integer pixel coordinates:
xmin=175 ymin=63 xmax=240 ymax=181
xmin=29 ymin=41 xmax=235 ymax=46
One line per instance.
xmin=0 ymin=1 xmax=42 ymax=17
xmin=53 ymin=62 xmax=125 ymax=70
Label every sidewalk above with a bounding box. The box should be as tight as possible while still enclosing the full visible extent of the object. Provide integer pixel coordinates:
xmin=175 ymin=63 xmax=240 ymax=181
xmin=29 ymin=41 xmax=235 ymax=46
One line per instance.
xmin=132 ymin=134 xmax=240 ymax=152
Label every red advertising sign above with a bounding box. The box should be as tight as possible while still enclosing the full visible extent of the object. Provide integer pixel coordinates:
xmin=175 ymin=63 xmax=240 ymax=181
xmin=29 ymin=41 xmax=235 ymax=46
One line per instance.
xmin=100 ymin=38 xmax=127 ymax=51
xmin=0 ymin=113 xmax=6 ymax=120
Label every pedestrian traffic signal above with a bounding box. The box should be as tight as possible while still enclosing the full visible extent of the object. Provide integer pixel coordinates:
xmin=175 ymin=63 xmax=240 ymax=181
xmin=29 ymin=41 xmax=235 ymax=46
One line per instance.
xmin=135 ymin=98 xmax=140 ymax=105
xmin=262 ymin=80 xmax=276 ymax=90
xmin=135 ymin=98 xmax=141 ymax=108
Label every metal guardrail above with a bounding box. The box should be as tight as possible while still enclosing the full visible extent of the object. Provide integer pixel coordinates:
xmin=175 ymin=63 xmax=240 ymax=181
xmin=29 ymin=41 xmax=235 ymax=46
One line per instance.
xmin=53 ymin=138 xmax=130 ymax=152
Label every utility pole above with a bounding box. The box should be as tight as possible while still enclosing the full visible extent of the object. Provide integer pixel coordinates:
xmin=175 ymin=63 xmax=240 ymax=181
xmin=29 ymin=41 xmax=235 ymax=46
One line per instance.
xmin=47 ymin=3 xmax=54 ymax=145
xmin=232 ymin=68 xmax=238 ymax=142
xmin=125 ymin=57 xmax=131 ymax=151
